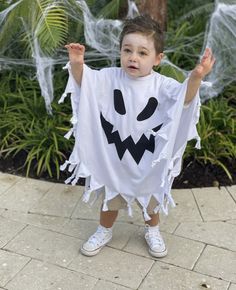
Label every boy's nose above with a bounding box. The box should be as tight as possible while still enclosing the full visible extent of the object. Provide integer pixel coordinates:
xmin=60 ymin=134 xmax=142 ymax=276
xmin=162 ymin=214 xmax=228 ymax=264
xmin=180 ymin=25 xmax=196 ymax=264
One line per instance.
xmin=129 ymin=53 xmax=138 ymax=62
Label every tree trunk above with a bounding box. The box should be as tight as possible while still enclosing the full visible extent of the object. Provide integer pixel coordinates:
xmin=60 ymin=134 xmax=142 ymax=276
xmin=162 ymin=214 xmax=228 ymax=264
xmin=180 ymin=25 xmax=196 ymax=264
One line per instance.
xmin=136 ymin=0 xmax=167 ymax=31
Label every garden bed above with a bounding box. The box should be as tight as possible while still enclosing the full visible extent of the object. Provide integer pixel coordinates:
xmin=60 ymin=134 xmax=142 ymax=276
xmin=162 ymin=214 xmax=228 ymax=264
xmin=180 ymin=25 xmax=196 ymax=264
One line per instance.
xmin=0 ymin=152 xmax=235 ymax=189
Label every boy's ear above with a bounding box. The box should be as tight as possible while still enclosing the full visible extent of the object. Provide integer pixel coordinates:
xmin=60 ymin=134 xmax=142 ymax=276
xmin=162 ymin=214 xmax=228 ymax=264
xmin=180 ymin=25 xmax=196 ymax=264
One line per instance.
xmin=154 ymin=53 xmax=164 ymax=66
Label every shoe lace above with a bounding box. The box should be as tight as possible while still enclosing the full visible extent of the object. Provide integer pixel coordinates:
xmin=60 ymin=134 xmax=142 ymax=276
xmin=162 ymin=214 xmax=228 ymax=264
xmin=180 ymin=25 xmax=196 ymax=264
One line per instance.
xmin=147 ymin=229 xmax=163 ymax=248
xmin=88 ymin=227 xmax=109 ymax=246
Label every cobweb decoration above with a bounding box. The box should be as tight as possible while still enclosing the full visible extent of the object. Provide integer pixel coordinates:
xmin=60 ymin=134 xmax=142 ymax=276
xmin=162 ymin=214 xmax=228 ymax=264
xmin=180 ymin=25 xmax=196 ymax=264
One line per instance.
xmin=80 ymin=1 xmax=121 ymax=64
xmin=0 ymin=0 xmax=62 ymax=114
xmin=1 ymin=0 xmax=236 ymax=111
xmin=0 ymin=0 xmax=139 ymax=112
xmin=126 ymin=0 xmax=139 ymax=19
xmin=33 ymin=39 xmax=55 ymax=114
xmin=79 ymin=0 xmax=139 ymax=63
xmin=200 ymin=1 xmax=236 ymax=101
xmin=0 ymin=0 xmax=22 ymax=27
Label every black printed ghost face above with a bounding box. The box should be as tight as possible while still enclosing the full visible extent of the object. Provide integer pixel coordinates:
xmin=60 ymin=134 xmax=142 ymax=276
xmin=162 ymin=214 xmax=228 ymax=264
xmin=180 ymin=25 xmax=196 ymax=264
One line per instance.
xmin=100 ymin=89 xmax=163 ymax=164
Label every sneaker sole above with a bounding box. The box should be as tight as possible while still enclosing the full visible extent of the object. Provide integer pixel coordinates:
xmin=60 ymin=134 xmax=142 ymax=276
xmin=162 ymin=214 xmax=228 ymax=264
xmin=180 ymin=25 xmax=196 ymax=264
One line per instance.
xmin=80 ymin=246 xmax=102 ymax=256
xmin=149 ymin=248 xmax=168 ymax=258
xmin=80 ymin=237 xmax=112 ymax=257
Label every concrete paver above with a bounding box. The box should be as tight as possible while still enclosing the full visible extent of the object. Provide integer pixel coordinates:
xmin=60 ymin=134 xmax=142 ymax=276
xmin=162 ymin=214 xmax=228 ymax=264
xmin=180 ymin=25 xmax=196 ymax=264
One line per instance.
xmin=0 ymin=173 xmax=21 ymax=195
xmin=94 ymin=280 xmax=133 ymax=289
xmin=60 ymin=218 xmax=99 ymax=239
xmin=175 ymin=221 xmax=236 ymax=251
xmin=167 ymin=189 xmax=203 ymax=222
xmin=194 ymin=245 xmax=236 ymax=283
xmin=60 ymin=219 xmax=138 ymax=250
xmin=0 ymin=173 xmax=235 ymax=290
xmin=124 ymin=227 xmax=205 ymax=270
xmin=1 ymin=210 xmax=69 ymax=233
xmin=138 ymin=261 xmax=230 ymax=290
xmin=109 ymin=222 xmax=139 ymax=250
xmin=229 ymin=284 xmax=236 ymax=290
xmin=227 ymin=219 xmax=236 ymax=225
xmin=5 ymin=259 xmax=97 ymax=290
xmin=0 ymin=178 xmax=52 ymax=213
xmin=227 ymin=185 xmax=236 ymax=201
xmin=153 ymin=188 xmax=203 ymax=234
xmin=192 ymin=187 xmax=236 ymax=221
xmin=71 ymin=194 xmax=104 ymax=220
xmin=0 ymin=250 xmax=30 ymax=288
xmin=0 ymin=217 xmax=26 ymax=248
xmin=30 ymin=183 xmax=83 ymax=217
xmin=68 ymin=247 xmax=154 ymax=289
xmin=155 ymin=213 xmax=179 ymax=233
xmin=4 ymin=226 xmax=81 ymax=267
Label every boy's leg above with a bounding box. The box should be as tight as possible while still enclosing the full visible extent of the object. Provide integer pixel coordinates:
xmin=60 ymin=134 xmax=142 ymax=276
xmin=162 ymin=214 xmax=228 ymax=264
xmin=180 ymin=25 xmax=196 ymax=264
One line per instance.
xmin=80 ymin=210 xmax=115 ymax=256
xmin=142 ymin=199 xmax=167 ymax=258
xmin=81 ymin=195 xmax=124 ymax=256
xmin=145 ymin=213 xmax=159 ymax=226
xmin=100 ymin=210 xmax=118 ymax=228
xmin=99 ymin=194 xmax=127 ymax=227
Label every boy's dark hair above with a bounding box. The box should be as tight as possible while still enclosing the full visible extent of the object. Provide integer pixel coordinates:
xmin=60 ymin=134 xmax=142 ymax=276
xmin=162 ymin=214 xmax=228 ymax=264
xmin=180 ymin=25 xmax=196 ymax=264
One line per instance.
xmin=120 ymin=15 xmax=164 ymax=54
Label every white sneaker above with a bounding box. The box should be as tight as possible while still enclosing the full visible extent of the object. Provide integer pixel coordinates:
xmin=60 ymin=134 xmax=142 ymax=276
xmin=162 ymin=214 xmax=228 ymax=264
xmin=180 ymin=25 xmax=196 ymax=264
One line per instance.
xmin=144 ymin=225 xmax=167 ymax=258
xmin=80 ymin=225 xmax=112 ymax=256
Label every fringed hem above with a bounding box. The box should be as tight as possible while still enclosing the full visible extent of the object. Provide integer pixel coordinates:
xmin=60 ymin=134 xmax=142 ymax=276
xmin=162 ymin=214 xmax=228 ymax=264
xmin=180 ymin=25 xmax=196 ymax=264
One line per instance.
xmin=60 ymin=157 xmax=176 ymax=220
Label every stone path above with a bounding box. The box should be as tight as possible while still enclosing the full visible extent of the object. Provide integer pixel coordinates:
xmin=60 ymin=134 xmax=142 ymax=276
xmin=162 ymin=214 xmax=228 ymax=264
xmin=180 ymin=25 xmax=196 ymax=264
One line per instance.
xmin=0 ymin=172 xmax=236 ymax=290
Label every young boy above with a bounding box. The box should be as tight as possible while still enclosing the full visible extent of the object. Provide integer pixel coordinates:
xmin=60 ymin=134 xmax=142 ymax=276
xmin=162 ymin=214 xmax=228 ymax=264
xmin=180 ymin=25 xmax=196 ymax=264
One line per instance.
xmin=62 ymin=15 xmax=215 ymax=258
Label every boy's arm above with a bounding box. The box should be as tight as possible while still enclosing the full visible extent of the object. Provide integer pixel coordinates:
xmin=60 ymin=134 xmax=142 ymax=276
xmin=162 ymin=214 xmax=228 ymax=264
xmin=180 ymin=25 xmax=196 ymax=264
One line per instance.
xmin=185 ymin=48 xmax=215 ymax=105
xmin=65 ymin=43 xmax=85 ymax=86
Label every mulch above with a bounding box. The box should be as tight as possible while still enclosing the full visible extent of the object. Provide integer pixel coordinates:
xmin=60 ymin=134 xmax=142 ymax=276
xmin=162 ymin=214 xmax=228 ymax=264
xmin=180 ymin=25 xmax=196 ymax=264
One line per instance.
xmin=0 ymin=152 xmax=235 ymax=189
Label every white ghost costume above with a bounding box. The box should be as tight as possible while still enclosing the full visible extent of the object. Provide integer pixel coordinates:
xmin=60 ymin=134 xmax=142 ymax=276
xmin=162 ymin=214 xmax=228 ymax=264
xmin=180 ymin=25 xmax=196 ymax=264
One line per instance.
xmin=59 ymin=63 xmax=201 ymax=220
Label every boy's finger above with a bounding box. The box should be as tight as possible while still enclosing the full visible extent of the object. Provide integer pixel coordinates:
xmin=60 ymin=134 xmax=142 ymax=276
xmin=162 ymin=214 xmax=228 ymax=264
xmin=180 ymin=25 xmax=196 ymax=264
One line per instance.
xmin=203 ymin=48 xmax=210 ymax=59
xmin=211 ymin=56 xmax=216 ymax=66
xmin=201 ymin=48 xmax=214 ymax=65
xmin=80 ymin=44 xmax=85 ymax=52
xmin=65 ymin=43 xmax=82 ymax=49
xmin=65 ymin=44 xmax=75 ymax=49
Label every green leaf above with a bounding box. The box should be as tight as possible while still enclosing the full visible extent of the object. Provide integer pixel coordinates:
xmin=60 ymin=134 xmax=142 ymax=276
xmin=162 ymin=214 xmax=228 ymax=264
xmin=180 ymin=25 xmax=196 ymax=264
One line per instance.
xmin=0 ymin=0 xmax=68 ymax=56
xmin=159 ymin=64 xmax=186 ymax=82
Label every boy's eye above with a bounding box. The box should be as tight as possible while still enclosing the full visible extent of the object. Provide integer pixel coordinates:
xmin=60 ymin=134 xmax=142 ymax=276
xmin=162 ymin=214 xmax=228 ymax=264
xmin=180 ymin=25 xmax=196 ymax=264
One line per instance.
xmin=139 ymin=51 xmax=148 ymax=56
xmin=123 ymin=48 xmax=131 ymax=53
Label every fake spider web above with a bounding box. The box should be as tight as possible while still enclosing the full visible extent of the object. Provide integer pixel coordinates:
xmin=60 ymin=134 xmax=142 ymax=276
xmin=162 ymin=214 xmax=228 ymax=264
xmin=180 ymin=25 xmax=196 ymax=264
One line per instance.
xmin=0 ymin=0 xmax=236 ymax=112
xmin=200 ymin=1 xmax=236 ymax=101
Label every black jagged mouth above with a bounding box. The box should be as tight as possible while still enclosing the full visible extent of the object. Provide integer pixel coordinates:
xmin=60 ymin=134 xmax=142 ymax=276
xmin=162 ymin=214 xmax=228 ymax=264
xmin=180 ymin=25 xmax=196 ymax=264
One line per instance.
xmin=100 ymin=112 xmax=163 ymax=164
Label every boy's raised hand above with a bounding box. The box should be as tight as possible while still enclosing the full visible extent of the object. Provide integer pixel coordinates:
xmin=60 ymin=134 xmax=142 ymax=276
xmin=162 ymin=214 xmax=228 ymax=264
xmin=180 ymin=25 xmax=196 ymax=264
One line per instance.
xmin=185 ymin=48 xmax=215 ymax=104
xmin=65 ymin=43 xmax=85 ymax=85
xmin=192 ymin=48 xmax=215 ymax=79
xmin=65 ymin=43 xmax=85 ymax=65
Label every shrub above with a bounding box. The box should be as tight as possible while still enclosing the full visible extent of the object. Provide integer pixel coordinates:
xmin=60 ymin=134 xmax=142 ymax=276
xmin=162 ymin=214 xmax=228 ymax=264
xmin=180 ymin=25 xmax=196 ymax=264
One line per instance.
xmin=184 ymin=96 xmax=236 ymax=180
xmin=0 ymin=70 xmax=73 ymax=179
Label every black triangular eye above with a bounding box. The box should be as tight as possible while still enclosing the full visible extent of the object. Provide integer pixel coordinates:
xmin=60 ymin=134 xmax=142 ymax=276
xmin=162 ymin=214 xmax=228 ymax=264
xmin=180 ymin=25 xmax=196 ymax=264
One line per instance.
xmin=137 ymin=97 xmax=158 ymax=121
xmin=114 ymin=89 xmax=126 ymax=115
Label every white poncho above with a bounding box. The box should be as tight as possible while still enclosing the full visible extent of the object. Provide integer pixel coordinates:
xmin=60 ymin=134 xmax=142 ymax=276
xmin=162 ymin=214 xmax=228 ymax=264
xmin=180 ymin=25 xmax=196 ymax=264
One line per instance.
xmin=59 ymin=63 xmax=200 ymax=219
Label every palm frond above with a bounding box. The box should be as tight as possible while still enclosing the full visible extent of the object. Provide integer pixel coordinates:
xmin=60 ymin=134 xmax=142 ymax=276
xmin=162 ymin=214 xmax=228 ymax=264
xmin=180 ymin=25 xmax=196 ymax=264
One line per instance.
xmin=0 ymin=0 xmax=68 ymax=56
xmin=34 ymin=0 xmax=68 ymax=55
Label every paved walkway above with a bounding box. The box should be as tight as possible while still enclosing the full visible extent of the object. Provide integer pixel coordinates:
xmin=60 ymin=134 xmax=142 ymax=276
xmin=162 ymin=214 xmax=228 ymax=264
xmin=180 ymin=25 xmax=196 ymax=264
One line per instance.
xmin=0 ymin=172 xmax=236 ymax=290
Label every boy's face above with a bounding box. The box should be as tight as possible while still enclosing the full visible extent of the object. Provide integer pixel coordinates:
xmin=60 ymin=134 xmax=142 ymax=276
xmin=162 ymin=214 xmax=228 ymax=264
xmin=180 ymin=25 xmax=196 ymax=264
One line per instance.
xmin=120 ymin=33 xmax=163 ymax=78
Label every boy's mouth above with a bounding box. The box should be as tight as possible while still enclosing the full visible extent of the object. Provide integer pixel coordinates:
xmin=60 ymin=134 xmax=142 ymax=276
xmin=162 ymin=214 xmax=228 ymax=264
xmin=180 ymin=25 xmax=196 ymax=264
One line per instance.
xmin=128 ymin=65 xmax=138 ymax=70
